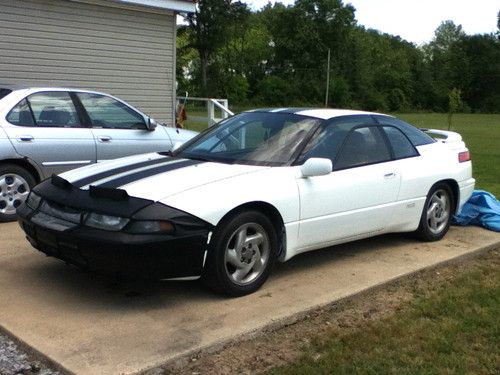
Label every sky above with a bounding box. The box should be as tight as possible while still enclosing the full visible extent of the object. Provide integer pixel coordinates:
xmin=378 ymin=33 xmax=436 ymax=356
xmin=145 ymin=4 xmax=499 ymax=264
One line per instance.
xmin=245 ymin=0 xmax=499 ymax=45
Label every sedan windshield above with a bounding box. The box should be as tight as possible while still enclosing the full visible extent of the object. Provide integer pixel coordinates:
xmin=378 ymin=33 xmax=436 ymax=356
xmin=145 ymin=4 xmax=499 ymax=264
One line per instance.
xmin=177 ymin=112 xmax=321 ymax=166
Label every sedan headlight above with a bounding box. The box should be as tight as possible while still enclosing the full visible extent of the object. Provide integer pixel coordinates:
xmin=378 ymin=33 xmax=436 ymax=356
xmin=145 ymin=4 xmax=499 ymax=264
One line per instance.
xmin=84 ymin=212 xmax=129 ymax=231
xmin=124 ymin=220 xmax=175 ymax=234
xmin=26 ymin=192 xmax=42 ymax=210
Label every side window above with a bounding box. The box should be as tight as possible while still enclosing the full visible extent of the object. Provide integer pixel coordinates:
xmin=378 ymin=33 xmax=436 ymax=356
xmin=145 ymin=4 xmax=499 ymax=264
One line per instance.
xmin=28 ymin=92 xmax=81 ymax=127
xmin=77 ymin=93 xmax=146 ymax=130
xmin=297 ymin=126 xmax=348 ymax=164
xmin=6 ymin=99 xmax=35 ymax=126
xmin=297 ymin=115 xmax=374 ymax=164
xmin=375 ymin=116 xmax=435 ymax=146
xmin=335 ymin=127 xmax=391 ymax=170
xmin=383 ymin=126 xmax=419 ymax=159
xmin=7 ymin=93 xmax=81 ymax=128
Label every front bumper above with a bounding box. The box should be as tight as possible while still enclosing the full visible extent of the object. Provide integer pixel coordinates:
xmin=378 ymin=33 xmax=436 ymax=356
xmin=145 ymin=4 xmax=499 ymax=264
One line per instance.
xmin=16 ymin=179 xmax=212 ymax=279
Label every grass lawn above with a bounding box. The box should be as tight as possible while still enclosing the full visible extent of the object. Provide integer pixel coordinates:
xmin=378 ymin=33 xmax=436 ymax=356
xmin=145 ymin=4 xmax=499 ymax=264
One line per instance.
xmin=183 ymin=112 xmax=500 ymax=197
xmin=268 ymin=250 xmax=500 ymax=375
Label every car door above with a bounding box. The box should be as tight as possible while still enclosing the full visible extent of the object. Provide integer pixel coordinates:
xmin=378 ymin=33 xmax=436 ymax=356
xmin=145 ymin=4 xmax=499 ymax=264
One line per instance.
xmin=296 ymin=120 xmax=401 ymax=250
xmin=75 ymin=92 xmax=173 ymax=162
xmin=4 ymin=91 xmax=96 ymax=176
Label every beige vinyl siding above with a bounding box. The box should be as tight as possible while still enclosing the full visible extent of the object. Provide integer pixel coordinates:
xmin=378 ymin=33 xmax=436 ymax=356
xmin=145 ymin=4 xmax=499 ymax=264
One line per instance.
xmin=0 ymin=0 xmax=176 ymax=125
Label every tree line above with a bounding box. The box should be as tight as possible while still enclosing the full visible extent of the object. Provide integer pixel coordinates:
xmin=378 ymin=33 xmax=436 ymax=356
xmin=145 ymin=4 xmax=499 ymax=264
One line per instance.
xmin=177 ymin=0 xmax=500 ymax=113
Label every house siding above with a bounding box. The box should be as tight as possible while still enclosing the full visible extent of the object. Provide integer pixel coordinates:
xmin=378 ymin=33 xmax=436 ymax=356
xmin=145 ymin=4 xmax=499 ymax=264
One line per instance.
xmin=0 ymin=0 xmax=176 ymax=124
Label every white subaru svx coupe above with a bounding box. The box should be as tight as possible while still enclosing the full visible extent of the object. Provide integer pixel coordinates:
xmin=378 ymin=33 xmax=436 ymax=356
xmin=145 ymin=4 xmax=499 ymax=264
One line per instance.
xmin=17 ymin=109 xmax=475 ymax=296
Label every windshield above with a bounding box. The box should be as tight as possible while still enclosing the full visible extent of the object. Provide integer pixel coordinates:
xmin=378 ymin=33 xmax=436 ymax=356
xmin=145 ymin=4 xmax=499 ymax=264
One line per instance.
xmin=177 ymin=112 xmax=322 ymax=166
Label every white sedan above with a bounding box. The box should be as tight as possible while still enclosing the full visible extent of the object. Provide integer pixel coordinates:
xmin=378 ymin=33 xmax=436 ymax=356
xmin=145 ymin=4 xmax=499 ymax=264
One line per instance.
xmin=17 ymin=109 xmax=475 ymax=296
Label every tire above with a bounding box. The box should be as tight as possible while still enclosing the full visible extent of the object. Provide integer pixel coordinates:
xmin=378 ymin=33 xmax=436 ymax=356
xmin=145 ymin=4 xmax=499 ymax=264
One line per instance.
xmin=202 ymin=210 xmax=278 ymax=297
xmin=0 ymin=164 xmax=36 ymax=222
xmin=415 ymin=183 xmax=454 ymax=242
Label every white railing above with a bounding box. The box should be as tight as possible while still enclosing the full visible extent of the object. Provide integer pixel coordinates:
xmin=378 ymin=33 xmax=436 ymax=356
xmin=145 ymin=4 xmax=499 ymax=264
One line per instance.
xmin=177 ymin=97 xmax=233 ymax=127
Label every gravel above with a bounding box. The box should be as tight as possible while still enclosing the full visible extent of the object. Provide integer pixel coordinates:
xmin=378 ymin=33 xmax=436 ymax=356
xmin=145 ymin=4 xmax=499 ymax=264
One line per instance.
xmin=0 ymin=332 xmax=60 ymax=375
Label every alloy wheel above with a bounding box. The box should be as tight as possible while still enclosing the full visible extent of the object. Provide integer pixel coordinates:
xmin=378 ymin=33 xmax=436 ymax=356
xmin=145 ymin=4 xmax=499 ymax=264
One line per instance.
xmin=224 ymin=222 xmax=270 ymax=286
xmin=426 ymin=188 xmax=450 ymax=235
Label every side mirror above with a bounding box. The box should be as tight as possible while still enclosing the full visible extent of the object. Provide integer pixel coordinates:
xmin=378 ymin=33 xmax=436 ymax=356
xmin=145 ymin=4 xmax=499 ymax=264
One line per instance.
xmin=146 ymin=117 xmax=157 ymax=131
xmin=300 ymin=158 xmax=332 ymax=178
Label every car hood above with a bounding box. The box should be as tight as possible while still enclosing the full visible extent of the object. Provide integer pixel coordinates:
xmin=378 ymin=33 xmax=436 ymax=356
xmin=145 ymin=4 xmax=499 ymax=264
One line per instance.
xmin=61 ymin=153 xmax=269 ymax=202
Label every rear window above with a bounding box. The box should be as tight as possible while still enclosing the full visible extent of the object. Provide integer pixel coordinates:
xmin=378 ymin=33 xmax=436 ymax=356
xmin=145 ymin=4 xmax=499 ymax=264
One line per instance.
xmin=0 ymin=88 xmax=12 ymax=100
xmin=374 ymin=115 xmax=435 ymax=146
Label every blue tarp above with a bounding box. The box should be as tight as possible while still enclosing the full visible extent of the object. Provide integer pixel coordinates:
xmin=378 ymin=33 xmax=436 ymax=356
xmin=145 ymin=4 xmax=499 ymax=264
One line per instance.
xmin=453 ymin=190 xmax=500 ymax=232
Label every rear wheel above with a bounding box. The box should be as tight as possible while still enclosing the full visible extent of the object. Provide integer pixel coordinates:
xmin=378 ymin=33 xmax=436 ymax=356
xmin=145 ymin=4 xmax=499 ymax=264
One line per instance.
xmin=0 ymin=164 xmax=36 ymax=222
xmin=415 ymin=183 xmax=453 ymax=241
xmin=202 ymin=210 xmax=278 ymax=297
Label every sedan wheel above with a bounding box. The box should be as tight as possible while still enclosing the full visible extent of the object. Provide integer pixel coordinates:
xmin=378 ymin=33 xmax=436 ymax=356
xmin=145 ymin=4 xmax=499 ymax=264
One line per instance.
xmin=415 ymin=183 xmax=453 ymax=241
xmin=0 ymin=165 xmax=36 ymax=222
xmin=203 ymin=210 xmax=278 ymax=296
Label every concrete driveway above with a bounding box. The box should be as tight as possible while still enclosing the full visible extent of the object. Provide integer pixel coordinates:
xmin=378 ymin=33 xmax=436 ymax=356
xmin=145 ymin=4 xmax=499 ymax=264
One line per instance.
xmin=0 ymin=221 xmax=498 ymax=374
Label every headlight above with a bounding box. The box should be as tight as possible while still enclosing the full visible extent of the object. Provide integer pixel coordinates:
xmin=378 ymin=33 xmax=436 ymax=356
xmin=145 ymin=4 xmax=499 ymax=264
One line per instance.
xmin=124 ymin=220 xmax=175 ymax=234
xmin=84 ymin=212 xmax=129 ymax=231
xmin=26 ymin=192 xmax=42 ymax=210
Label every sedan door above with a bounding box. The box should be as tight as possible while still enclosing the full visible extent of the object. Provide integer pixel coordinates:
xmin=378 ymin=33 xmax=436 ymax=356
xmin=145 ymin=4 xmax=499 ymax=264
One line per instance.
xmin=296 ymin=124 xmax=401 ymax=250
xmin=3 ymin=91 xmax=96 ymax=177
xmin=76 ymin=92 xmax=173 ymax=162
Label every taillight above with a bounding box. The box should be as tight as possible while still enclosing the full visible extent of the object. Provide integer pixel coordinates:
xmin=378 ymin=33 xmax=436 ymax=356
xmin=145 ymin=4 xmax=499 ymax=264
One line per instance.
xmin=458 ymin=151 xmax=470 ymax=163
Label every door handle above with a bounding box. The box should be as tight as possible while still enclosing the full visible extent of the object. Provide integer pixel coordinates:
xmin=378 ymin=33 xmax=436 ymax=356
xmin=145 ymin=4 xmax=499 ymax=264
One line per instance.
xmin=19 ymin=135 xmax=34 ymax=142
xmin=384 ymin=172 xmax=396 ymax=178
xmin=98 ymin=136 xmax=112 ymax=142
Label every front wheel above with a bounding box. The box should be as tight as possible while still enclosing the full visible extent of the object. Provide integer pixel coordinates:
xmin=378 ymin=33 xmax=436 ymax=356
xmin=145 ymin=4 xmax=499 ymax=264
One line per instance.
xmin=415 ymin=183 xmax=454 ymax=241
xmin=0 ymin=164 xmax=36 ymax=222
xmin=202 ymin=210 xmax=278 ymax=297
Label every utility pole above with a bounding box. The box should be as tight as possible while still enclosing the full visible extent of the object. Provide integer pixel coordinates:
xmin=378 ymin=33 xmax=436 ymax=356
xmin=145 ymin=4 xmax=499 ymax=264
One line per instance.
xmin=325 ymin=48 xmax=331 ymax=108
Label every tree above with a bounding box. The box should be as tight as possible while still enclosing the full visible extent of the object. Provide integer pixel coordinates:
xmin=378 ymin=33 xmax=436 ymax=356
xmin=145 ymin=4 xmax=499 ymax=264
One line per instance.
xmin=448 ymin=88 xmax=462 ymax=130
xmin=460 ymin=34 xmax=500 ymax=112
xmin=183 ymin=1 xmax=249 ymax=95
xmin=423 ymin=21 xmax=467 ymax=110
xmin=177 ymin=1 xmax=498 ymax=113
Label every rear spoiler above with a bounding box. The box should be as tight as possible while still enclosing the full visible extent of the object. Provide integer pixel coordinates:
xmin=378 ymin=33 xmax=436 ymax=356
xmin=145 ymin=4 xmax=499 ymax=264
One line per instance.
xmin=420 ymin=128 xmax=463 ymax=143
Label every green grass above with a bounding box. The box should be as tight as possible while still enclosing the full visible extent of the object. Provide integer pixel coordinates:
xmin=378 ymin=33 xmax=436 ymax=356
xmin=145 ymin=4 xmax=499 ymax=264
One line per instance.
xmin=183 ymin=112 xmax=500 ymax=197
xmin=268 ymin=252 xmax=500 ymax=375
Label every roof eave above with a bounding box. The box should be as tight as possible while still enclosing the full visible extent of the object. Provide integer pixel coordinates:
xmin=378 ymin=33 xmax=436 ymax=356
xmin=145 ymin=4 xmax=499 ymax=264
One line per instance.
xmin=114 ymin=0 xmax=195 ymax=12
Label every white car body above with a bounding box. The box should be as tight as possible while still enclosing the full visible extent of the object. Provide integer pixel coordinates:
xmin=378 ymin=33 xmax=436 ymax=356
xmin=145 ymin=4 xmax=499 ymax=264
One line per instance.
xmin=59 ymin=109 xmax=475 ymax=262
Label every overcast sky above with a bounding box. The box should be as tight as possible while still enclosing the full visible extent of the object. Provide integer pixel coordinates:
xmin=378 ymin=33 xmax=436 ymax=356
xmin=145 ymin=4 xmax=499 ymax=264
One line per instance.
xmin=246 ymin=0 xmax=499 ymax=45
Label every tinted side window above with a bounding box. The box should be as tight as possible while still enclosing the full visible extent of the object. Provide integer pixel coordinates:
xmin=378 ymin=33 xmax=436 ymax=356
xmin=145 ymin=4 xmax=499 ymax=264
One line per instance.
xmin=375 ymin=116 xmax=435 ymax=146
xmin=6 ymin=99 xmax=35 ymax=126
xmin=335 ymin=127 xmax=391 ymax=170
xmin=383 ymin=126 xmax=419 ymax=159
xmin=297 ymin=115 xmax=374 ymax=164
xmin=78 ymin=93 xmax=145 ymax=130
xmin=29 ymin=92 xmax=81 ymax=127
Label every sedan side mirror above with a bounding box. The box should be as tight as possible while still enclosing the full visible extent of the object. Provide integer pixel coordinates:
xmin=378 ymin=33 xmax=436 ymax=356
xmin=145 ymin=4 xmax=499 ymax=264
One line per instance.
xmin=146 ymin=117 xmax=157 ymax=131
xmin=300 ymin=158 xmax=332 ymax=178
